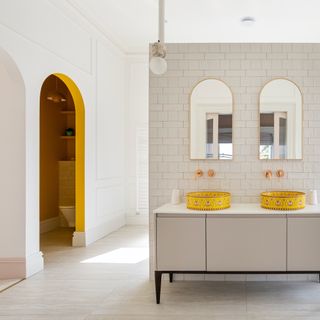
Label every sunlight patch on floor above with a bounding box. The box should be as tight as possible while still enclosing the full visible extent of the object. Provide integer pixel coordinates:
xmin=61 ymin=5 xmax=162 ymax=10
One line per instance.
xmin=81 ymin=247 xmax=149 ymax=264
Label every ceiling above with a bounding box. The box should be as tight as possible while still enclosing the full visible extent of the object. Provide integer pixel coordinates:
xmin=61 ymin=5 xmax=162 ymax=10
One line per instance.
xmin=68 ymin=0 xmax=320 ymax=54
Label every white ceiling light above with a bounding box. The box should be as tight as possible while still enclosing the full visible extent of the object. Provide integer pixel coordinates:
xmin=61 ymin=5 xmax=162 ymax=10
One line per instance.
xmin=241 ymin=16 xmax=256 ymax=27
xmin=149 ymin=0 xmax=167 ymax=75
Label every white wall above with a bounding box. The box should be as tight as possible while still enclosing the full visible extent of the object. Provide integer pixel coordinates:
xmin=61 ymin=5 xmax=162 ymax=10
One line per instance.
xmin=125 ymin=55 xmax=149 ymax=225
xmin=0 ymin=0 xmax=128 ymax=278
xmin=0 ymin=48 xmax=25 ymax=265
xmin=86 ymin=41 xmax=127 ymax=243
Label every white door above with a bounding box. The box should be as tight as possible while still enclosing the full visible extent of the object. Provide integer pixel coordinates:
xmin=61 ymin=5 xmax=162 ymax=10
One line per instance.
xmin=206 ymin=113 xmax=219 ymax=159
xmin=274 ymin=112 xmax=287 ymax=159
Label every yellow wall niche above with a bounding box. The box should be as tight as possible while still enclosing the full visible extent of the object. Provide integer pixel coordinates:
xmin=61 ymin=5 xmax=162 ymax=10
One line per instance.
xmin=40 ymin=73 xmax=85 ymax=233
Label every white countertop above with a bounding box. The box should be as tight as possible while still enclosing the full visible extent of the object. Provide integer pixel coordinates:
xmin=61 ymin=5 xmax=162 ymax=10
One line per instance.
xmin=153 ymin=203 xmax=320 ymax=216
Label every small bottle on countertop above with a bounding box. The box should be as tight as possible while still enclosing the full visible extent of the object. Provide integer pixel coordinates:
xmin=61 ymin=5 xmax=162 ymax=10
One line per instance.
xmin=309 ymin=190 xmax=318 ymax=206
xmin=171 ymin=189 xmax=181 ymax=205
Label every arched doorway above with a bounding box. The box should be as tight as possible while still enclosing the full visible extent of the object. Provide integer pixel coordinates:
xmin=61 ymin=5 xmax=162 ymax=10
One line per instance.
xmin=0 ymin=48 xmax=26 ymax=278
xmin=39 ymin=73 xmax=85 ymax=246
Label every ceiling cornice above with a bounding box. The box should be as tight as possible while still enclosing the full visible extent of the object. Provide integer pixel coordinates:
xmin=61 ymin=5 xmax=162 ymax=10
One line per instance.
xmin=66 ymin=0 xmax=129 ymax=52
xmin=53 ymin=0 xmax=129 ymax=53
xmin=48 ymin=0 xmax=154 ymax=55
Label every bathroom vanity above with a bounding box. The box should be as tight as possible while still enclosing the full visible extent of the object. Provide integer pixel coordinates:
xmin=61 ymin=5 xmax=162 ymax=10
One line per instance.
xmin=153 ymin=203 xmax=320 ymax=303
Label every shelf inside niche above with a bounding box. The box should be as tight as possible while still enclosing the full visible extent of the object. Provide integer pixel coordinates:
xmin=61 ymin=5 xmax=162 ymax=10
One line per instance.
xmin=60 ymin=136 xmax=75 ymax=140
xmin=60 ymin=110 xmax=75 ymax=115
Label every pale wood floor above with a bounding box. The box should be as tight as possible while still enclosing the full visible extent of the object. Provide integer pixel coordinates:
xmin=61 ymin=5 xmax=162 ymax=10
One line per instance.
xmin=0 ymin=279 xmax=21 ymax=293
xmin=1 ymin=226 xmax=320 ymax=319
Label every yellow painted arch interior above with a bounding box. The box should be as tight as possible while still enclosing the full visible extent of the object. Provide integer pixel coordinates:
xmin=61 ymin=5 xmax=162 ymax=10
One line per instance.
xmin=54 ymin=73 xmax=85 ymax=232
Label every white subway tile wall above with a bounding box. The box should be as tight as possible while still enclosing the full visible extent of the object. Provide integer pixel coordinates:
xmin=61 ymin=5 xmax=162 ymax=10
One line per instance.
xmin=149 ymin=43 xmax=320 ymax=281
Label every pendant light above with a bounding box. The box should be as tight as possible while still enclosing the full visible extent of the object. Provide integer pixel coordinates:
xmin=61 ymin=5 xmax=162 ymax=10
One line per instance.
xmin=47 ymin=76 xmax=67 ymax=103
xmin=149 ymin=0 xmax=167 ymax=75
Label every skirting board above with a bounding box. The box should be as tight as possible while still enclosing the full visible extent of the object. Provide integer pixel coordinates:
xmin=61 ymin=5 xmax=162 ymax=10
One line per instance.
xmin=73 ymin=214 xmax=126 ymax=247
xmin=0 ymin=252 xmax=44 ymax=279
xmin=0 ymin=258 xmax=25 ymax=279
xmin=26 ymin=251 xmax=43 ymax=278
xmin=40 ymin=216 xmax=60 ymax=234
xmin=126 ymin=214 xmax=148 ymax=225
xmin=72 ymin=231 xmax=86 ymax=247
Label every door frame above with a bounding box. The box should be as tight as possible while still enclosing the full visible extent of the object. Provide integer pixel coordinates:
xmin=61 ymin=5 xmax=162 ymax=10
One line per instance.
xmin=51 ymin=73 xmax=85 ymax=233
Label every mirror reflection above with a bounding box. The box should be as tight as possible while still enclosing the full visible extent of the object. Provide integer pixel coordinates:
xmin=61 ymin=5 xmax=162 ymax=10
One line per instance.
xmin=190 ymin=79 xmax=233 ymax=160
xmin=259 ymin=79 xmax=302 ymax=160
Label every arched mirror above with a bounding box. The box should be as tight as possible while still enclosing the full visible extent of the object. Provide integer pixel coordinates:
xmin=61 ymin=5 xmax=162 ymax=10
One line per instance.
xmin=259 ymin=79 xmax=302 ymax=160
xmin=190 ymin=79 xmax=233 ymax=160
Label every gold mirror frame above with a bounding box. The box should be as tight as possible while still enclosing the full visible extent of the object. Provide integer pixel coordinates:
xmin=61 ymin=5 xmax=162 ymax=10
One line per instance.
xmin=189 ymin=78 xmax=234 ymax=160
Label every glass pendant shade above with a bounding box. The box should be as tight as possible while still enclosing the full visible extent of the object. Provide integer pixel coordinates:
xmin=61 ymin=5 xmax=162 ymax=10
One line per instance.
xmin=149 ymin=56 xmax=167 ymax=75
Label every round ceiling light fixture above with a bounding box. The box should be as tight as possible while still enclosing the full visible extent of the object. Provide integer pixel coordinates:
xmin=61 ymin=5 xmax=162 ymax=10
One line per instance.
xmin=150 ymin=42 xmax=167 ymax=75
xmin=47 ymin=92 xmax=66 ymax=103
xmin=241 ymin=16 xmax=256 ymax=26
xmin=47 ymin=77 xmax=66 ymax=103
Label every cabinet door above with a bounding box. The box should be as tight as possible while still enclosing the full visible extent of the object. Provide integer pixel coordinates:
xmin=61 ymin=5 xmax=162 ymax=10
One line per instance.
xmin=207 ymin=216 xmax=286 ymax=271
xmin=156 ymin=215 xmax=206 ymax=271
xmin=288 ymin=217 xmax=320 ymax=271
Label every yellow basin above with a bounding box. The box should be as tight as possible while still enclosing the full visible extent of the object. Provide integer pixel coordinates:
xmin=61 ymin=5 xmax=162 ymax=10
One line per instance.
xmin=261 ymin=191 xmax=306 ymax=210
xmin=186 ymin=191 xmax=231 ymax=211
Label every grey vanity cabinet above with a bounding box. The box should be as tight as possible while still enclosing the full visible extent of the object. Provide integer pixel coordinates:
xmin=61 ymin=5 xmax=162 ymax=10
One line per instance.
xmin=154 ymin=206 xmax=320 ymax=304
xmin=155 ymin=213 xmax=320 ymax=273
xmin=206 ymin=216 xmax=287 ymax=271
xmin=156 ymin=214 xmax=206 ymax=271
xmin=287 ymin=216 xmax=320 ymax=271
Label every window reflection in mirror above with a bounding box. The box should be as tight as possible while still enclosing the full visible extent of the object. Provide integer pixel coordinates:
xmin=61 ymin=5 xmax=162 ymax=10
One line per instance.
xmin=191 ymin=79 xmax=233 ymax=160
xmin=259 ymin=79 xmax=302 ymax=160
xmin=260 ymin=112 xmax=287 ymax=159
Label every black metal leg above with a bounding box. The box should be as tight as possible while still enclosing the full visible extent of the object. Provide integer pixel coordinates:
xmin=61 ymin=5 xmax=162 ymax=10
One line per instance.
xmin=169 ymin=272 xmax=173 ymax=283
xmin=318 ymin=273 xmax=320 ymax=283
xmin=155 ymin=271 xmax=162 ymax=304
